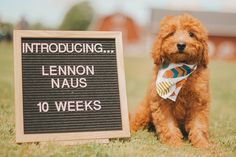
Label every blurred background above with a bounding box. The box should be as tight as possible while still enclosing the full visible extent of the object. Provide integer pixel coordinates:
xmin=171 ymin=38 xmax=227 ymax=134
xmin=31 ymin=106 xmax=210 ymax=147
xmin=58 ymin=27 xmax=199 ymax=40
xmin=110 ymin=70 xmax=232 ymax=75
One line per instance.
xmin=1 ymin=0 xmax=236 ymax=58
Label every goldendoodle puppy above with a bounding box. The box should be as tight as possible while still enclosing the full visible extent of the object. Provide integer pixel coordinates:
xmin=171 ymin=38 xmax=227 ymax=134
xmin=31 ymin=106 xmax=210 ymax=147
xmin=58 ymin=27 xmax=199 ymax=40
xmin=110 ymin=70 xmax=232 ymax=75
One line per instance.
xmin=130 ymin=14 xmax=210 ymax=148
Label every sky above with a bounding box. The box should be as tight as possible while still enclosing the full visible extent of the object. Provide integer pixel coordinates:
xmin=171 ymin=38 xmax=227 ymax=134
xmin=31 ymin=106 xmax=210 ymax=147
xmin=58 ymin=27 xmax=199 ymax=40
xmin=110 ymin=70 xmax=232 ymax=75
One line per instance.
xmin=0 ymin=0 xmax=236 ymax=27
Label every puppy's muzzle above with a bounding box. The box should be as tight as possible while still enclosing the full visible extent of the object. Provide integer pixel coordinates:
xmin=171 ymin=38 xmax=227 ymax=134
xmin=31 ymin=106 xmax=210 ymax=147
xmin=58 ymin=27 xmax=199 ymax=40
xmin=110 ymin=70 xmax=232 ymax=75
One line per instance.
xmin=177 ymin=42 xmax=186 ymax=53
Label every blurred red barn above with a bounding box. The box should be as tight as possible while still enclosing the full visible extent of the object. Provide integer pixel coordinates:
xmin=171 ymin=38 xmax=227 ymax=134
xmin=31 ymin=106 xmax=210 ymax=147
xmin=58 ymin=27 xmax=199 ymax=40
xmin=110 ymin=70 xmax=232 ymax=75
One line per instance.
xmin=92 ymin=13 xmax=149 ymax=55
xmin=95 ymin=13 xmax=140 ymax=44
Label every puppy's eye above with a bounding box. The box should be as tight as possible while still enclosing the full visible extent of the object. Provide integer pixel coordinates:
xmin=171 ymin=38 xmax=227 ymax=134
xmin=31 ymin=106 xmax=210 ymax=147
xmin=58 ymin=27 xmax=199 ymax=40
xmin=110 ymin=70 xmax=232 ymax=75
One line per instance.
xmin=167 ymin=31 xmax=175 ymax=37
xmin=189 ymin=32 xmax=195 ymax=38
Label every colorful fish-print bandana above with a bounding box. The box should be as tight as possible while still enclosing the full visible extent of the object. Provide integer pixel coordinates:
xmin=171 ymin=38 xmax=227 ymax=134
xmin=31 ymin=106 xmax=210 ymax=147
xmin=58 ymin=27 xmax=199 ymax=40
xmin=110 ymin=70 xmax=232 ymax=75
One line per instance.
xmin=156 ymin=63 xmax=197 ymax=101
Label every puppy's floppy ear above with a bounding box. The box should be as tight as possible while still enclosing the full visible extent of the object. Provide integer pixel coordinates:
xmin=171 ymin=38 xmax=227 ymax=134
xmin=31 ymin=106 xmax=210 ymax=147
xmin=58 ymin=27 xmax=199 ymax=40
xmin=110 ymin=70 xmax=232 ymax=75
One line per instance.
xmin=200 ymin=26 xmax=209 ymax=67
xmin=151 ymin=34 xmax=162 ymax=65
xmin=152 ymin=16 xmax=173 ymax=65
xmin=201 ymin=40 xmax=209 ymax=67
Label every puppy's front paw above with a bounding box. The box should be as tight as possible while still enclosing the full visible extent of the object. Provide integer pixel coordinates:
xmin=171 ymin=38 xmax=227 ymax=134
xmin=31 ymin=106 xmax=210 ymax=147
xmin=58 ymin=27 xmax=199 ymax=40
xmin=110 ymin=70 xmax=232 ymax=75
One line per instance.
xmin=193 ymin=139 xmax=210 ymax=148
xmin=164 ymin=137 xmax=183 ymax=147
xmin=189 ymin=130 xmax=210 ymax=148
xmin=160 ymin=130 xmax=183 ymax=147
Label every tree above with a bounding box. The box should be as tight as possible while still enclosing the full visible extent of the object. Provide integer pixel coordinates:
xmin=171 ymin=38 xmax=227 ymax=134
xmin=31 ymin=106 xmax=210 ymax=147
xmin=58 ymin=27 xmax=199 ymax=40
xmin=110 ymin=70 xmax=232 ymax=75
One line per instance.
xmin=0 ymin=22 xmax=13 ymax=41
xmin=60 ymin=1 xmax=94 ymax=30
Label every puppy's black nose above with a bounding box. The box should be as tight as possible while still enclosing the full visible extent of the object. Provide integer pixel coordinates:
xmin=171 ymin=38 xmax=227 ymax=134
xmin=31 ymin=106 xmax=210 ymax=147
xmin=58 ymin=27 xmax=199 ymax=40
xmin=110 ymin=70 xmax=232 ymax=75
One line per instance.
xmin=177 ymin=43 xmax=186 ymax=52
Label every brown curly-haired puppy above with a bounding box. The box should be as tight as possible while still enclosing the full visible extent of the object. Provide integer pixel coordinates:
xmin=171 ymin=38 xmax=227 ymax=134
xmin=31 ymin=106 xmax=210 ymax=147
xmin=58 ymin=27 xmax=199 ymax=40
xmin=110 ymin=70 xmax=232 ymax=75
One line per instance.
xmin=130 ymin=14 xmax=210 ymax=148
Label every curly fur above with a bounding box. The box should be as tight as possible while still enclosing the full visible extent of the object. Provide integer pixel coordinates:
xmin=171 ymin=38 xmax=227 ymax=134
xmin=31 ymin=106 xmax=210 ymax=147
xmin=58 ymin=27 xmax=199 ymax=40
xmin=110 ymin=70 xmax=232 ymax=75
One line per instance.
xmin=130 ymin=14 xmax=210 ymax=148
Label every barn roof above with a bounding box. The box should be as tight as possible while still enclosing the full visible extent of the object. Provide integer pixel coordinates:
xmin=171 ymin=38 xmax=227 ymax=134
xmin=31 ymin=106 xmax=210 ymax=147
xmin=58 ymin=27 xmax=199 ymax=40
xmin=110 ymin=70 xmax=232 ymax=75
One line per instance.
xmin=150 ymin=8 xmax=236 ymax=37
xmin=95 ymin=13 xmax=140 ymax=43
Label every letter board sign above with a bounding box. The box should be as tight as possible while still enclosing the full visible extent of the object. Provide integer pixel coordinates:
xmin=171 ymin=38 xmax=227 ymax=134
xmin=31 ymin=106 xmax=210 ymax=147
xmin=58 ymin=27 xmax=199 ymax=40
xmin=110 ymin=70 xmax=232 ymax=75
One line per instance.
xmin=14 ymin=30 xmax=130 ymax=143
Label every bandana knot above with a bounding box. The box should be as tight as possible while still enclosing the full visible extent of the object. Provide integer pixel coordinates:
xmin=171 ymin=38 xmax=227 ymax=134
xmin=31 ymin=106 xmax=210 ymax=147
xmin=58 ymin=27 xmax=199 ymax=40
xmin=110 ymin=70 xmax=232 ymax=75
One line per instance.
xmin=156 ymin=63 xmax=197 ymax=101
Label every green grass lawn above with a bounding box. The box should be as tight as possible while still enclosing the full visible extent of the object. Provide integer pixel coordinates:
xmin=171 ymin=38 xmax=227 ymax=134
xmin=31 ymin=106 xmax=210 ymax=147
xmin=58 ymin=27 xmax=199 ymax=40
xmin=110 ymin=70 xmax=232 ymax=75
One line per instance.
xmin=0 ymin=42 xmax=236 ymax=157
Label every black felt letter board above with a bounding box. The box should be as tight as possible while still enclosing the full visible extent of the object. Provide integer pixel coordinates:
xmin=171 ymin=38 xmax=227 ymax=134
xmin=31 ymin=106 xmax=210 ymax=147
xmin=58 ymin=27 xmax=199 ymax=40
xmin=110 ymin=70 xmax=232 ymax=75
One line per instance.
xmin=21 ymin=38 xmax=122 ymax=134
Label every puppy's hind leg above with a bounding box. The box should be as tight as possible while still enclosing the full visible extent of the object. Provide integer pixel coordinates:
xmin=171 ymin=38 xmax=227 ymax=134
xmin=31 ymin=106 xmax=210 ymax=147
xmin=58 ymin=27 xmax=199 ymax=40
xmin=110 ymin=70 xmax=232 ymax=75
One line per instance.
xmin=130 ymin=98 xmax=151 ymax=132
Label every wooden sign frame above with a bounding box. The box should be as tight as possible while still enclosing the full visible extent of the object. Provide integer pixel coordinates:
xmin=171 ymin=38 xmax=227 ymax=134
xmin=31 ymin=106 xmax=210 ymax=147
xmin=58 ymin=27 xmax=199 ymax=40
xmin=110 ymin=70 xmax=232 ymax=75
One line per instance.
xmin=14 ymin=30 xmax=130 ymax=143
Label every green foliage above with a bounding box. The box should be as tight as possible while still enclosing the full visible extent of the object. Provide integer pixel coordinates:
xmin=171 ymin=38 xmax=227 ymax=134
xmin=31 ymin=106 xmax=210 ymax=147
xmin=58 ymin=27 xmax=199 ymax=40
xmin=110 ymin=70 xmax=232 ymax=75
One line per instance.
xmin=60 ymin=1 xmax=94 ymax=30
xmin=0 ymin=42 xmax=236 ymax=157
xmin=0 ymin=23 xmax=13 ymax=41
